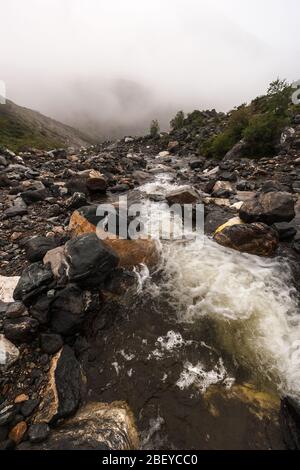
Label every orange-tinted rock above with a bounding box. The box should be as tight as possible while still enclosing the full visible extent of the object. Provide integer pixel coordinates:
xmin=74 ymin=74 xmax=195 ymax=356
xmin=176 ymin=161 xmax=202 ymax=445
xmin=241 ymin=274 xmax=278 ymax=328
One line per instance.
xmin=68 ymin=210 xmax=159 ymax=268
xmin=9 ymin=421 xmax=27 ymax=444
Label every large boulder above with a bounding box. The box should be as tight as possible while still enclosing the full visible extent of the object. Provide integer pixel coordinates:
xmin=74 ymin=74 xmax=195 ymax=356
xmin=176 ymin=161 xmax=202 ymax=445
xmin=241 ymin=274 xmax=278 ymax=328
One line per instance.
xmin=68 ymin=208 xmax=159 ymax=268
xmin=34 ymin=346 xmax=82 ymax=424
xmin=214 ymin=222 xmax=279 ymax=256
xmin=239 ymin=192 xmax=295 ymax=225
xmin=223 ymin=139 xmax=248 ymax=160
xmin=25 ymin=402 xmax=139 ymax=450
xmin=64 ymin=234 xmax=119 ymax=288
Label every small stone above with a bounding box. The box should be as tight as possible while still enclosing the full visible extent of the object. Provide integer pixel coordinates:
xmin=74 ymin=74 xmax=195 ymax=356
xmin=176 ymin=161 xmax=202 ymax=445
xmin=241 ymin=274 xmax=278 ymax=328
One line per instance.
xmin=8 ymin=421 xmax=27 ymax=444
xmin=14 ymin=394 xmax=29 ymax=404
xmin=40 ymin=333 xmax=63 ymax=355
xmin=0 ymin=334 xmax=20 ymax=368
xmin=6 ymin=301 xmax=26 ymax=319
xmin=0 ymin=405 xmax=17 ymax=426
xmin=4 ymin=317 xmax=39 ymax=344
xmin=28 ymin=423 xmax=50 ymax=444
xmin=20 ymin=398 xmax=40 ymax=418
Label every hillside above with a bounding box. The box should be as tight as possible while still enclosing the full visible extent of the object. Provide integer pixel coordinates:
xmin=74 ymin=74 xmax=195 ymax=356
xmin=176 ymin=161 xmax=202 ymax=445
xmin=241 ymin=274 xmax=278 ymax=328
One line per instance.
xmin=0 ymin=99 xmax=94 ymax=151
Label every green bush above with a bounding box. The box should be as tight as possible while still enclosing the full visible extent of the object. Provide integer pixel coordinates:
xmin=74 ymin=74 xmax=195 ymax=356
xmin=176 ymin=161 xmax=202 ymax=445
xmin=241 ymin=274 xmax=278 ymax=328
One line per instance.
xmin=243 ymin=113 xmax=288 ymax=157
xmin=201 ymin=106 xmax=250 ymax=159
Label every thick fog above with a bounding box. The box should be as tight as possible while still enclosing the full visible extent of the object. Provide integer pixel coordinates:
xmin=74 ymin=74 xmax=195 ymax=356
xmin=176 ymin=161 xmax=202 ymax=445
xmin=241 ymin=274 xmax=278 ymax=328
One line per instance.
xmin=0 ymin=0 xmax=299 ymax=137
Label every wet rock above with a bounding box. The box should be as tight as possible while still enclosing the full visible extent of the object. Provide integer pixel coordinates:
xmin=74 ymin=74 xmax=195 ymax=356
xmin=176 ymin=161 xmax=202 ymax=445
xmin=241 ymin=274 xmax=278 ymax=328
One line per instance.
xmin=65 ymin=233 xmax=119 ymax=287
xmin=8 ymin=421 xmax=27 ymax=445
xmin=280 ymin=396 xmax=300 ymax=450
xmin=68 ymin=209 xmax=159 ymax=268
xmin=34 ymin=346 xmax=82 ymax=423
xmin=13 ymin=262 xmax=53 ymax=303
xmin=105 ymin=239 xmax=159 ymax=268
xmin=273 ymin=222 xmax=297 ymax=241
xmin=166 ymin=187 xmax=201 ymax=205
xmin=28 ymin=423 xmax=50 ymax=444
xmin=50 ymin=285 xmax=88 ymax=335
xmin=40 ymin=334 xmax=63 ymax=355
xmin=4 ymin=317 xmax=39 ymax=343
xmin=24 ymin=236 xmax=58 ymax=262
xmin=26 ymin=402 xmax=139 ymax=450
xmin=0 ymin=334 xmax=20 ymax=368
xmin=239 ymin=192 xmax=295 ymax=225
xmin=20 ymin=399 xmax=40 ymax=418
xmin=66 ymin=192 xmax=87 ymax=210
xmin=214 ymin=222 xmax=279 ymax=256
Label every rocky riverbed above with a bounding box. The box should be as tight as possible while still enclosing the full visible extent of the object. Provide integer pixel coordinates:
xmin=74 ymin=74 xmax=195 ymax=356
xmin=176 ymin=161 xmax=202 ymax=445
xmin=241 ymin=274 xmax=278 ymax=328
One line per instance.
xmin=1 ymin=121 xmax=300 ymax=450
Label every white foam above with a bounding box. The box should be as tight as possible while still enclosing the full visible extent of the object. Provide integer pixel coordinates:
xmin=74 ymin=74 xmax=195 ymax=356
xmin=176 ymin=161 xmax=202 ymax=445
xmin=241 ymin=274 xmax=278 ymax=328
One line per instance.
xmin=160 ymin=236 xmax=300 ymax=398
xmin=176 ymin=358 xmax=234 ymax=393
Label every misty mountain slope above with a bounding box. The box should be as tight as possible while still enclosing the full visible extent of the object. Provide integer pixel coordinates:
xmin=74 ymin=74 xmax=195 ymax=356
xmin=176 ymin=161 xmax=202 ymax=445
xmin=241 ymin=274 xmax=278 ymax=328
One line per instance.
xmin=0 ymin=99 xmax=94 ymax=151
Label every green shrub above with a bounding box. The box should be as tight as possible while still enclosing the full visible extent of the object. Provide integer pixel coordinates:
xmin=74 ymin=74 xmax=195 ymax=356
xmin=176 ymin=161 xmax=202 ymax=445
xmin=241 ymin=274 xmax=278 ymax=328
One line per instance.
xmin=243 ymin=113 xmax=288 ymax=157
xmin=201 ymin=105 xmax=250 ymax=159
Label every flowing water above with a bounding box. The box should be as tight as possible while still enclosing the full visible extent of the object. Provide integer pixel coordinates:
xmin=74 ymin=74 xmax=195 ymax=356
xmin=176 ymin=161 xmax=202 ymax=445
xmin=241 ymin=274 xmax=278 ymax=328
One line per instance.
xmin=84 ymin=159 xmax=300 ymax=449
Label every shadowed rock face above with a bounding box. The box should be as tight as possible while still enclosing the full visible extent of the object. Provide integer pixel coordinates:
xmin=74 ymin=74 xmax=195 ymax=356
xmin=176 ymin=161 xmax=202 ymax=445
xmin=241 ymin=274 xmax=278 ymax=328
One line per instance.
xmin=34 ymin=346 xmax=82 ymax=424
xmin=214 ymin=222 xmax=279 ymax=256
xmin=21 ymin=402 xmax=139 ymax=450
xmin=239 ymin=192 xmax=295 ymax=225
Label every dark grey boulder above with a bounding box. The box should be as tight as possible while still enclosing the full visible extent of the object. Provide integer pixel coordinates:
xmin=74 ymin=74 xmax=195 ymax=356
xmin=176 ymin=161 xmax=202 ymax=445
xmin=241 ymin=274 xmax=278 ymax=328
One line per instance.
xmin=65 ymin=233 xmax=119 ymax=288
xmin=240 ymin=192 xmax=295 ymax=225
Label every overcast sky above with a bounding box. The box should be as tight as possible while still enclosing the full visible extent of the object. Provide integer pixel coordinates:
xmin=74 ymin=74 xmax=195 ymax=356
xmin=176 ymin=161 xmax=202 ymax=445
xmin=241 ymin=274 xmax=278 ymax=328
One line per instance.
xmin=0 ymin=0 xmax=299 ymax=134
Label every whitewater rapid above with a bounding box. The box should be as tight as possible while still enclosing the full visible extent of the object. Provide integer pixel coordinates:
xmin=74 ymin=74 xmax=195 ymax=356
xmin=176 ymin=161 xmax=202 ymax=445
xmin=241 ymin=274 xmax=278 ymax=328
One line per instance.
xmin=138 ymin=173 xmax=300 ymax=400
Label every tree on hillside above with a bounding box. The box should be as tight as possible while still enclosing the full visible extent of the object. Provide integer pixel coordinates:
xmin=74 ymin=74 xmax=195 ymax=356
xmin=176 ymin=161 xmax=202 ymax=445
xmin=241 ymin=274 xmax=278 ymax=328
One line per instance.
xmin=170 ymin=111 xmax=185 ymax=130
xmin=150 ymin=119 xmax=160 ymax=137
